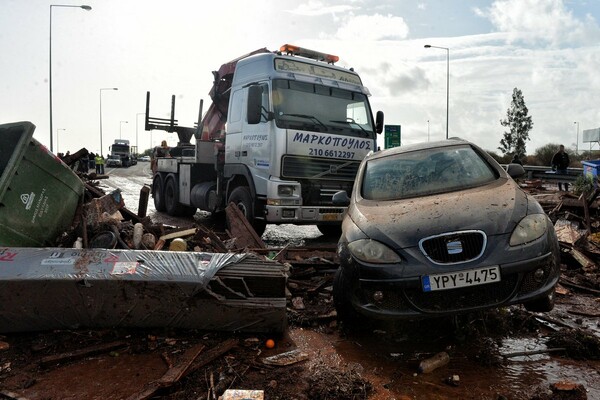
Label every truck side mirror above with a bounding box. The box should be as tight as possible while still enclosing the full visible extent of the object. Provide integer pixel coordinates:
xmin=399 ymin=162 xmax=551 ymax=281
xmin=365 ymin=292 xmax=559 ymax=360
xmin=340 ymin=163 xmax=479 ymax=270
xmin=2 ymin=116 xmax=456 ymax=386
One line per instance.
xmin=247 ymin=85 xmax=263 ymax=125
xmin=375 ymin=111 xmax=384 ymax=134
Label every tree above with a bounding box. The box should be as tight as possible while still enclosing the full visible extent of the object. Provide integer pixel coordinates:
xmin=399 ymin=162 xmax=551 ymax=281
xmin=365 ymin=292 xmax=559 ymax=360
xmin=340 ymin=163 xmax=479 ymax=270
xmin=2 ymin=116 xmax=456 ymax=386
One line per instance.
xmin=498 ymin=88 xmax=533 ymax=157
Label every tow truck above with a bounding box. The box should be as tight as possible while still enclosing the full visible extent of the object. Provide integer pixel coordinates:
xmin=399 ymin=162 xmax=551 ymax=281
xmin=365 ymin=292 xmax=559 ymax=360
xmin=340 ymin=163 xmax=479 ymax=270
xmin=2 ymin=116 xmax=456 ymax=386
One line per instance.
xmin=146 ymin=44 xmax=383 ymax=235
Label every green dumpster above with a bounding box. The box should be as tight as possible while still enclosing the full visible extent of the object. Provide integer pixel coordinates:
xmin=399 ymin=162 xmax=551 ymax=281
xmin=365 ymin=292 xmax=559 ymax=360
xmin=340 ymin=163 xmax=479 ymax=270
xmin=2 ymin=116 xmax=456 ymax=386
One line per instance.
xmin=0 ymin=121 xmax=84 ymax=246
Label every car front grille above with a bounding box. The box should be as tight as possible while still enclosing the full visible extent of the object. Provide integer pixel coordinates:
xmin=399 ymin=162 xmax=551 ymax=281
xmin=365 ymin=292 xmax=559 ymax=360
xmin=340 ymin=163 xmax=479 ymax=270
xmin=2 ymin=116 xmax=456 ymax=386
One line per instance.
xmin=419 ymin=231 xmax=486 ymax=264
xmin=404 ymin=274 xmax=518 ymax=313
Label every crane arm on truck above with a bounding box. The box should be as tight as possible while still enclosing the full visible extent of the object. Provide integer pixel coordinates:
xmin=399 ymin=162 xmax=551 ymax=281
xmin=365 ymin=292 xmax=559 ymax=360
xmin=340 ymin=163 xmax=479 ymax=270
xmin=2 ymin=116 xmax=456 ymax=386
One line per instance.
xmin=200 ymin=48 xmax=271 ymax=142
xmin=145 ymin=48 xmax=271 ymax=144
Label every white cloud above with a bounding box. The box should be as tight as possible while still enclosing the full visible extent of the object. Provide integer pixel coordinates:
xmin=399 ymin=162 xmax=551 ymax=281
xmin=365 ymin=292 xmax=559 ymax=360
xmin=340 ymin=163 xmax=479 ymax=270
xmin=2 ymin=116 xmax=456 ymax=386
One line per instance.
xmin=334 ymin=13 xmax=410 ymax=41
xmin=286 ymin=1 xmax=358 ymax=16
xmin=479 ymin=0 xmax=599 ymax=46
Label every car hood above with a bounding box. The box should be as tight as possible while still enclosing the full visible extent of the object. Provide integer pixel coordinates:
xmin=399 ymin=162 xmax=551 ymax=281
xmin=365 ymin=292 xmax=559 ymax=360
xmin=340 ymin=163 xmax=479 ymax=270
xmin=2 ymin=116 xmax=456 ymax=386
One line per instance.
xmin=349 ymin=178 xmax=528 ymax=249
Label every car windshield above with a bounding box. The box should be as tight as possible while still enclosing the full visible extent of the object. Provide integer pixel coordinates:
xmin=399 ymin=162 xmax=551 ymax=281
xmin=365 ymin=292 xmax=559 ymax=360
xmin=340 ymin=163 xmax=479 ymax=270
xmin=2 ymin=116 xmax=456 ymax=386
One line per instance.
xmin=272 ymin=79 xmax=375 ymax=138
xmin=361 ymin=145 xmax=499 ymax=201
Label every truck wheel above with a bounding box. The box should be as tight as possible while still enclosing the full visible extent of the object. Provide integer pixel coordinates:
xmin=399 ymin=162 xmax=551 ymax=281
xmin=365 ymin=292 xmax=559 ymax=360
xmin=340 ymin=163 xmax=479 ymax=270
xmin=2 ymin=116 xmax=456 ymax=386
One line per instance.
xmin=228 ymin=186 xmax=266 ymax=236
xmin=153 ymin=175 xmax=166 ymax=212
xmin=164 ymin=176 xmax=196 ymax=217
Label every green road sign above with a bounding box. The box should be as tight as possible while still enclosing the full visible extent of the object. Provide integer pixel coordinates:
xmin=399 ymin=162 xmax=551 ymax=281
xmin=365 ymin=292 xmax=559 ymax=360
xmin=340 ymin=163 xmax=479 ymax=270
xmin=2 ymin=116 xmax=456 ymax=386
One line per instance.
xmin=384 ymin=125 xmax=401 ymax=149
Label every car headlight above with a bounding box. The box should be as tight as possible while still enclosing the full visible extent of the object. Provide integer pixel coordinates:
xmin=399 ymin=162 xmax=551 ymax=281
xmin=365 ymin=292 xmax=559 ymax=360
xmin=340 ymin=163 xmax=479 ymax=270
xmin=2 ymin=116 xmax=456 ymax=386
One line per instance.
xmin=510 ymin=214 xmax=548 ymax=246
xmin=347 ymin=239 xmax=401 ymax=264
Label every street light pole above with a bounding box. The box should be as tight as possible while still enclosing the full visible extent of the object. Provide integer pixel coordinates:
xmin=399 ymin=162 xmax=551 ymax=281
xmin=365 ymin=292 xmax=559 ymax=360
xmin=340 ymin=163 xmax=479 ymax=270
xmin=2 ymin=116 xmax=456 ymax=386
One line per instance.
xmin=49 ymin=4 xmax=91 ymax=153
xmin=57 ymin=128 xmax=66 ymax=154
xmin=99 ymin=88 xmax=118 ymax=156
xmin=427 ymin=120 xmax=430 ymax=142
xmin=424 ymin=44 xmax=449 ymax=139
xmin=574 ymin=121 xmax=579 ymax=155
xmin=119 ymin=121 xmax=129 ymax=140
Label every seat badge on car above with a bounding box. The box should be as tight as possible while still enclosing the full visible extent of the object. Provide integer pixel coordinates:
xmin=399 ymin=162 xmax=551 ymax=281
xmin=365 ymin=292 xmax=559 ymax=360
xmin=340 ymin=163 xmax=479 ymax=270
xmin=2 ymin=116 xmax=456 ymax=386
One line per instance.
xmin=446 ymin=240 xmax=463 ymax=255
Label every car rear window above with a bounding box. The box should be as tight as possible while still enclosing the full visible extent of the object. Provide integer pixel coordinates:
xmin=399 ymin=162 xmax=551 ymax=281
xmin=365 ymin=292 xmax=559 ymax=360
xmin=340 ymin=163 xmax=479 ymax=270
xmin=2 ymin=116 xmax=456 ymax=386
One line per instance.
xmin=361 ymin=145 xmax=498 ymax=200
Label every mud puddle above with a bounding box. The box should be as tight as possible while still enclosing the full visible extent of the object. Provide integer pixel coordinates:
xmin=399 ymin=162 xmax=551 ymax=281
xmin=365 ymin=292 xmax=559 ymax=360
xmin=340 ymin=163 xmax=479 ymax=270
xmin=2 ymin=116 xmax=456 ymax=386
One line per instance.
xmin=286 ymin=310 xmax=600 ymax=399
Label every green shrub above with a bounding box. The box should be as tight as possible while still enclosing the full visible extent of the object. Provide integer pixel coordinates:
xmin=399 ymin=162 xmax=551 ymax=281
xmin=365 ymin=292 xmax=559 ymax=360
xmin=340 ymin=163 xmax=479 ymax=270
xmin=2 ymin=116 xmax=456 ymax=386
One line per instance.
xmin=573 ymin=175 xmax=594 ymax=195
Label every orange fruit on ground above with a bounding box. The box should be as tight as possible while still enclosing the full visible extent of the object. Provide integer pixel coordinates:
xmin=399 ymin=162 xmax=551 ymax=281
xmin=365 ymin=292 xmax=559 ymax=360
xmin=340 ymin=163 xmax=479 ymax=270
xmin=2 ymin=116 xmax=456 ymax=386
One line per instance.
xmin=265 ymin=339 xmax=275 ymax=348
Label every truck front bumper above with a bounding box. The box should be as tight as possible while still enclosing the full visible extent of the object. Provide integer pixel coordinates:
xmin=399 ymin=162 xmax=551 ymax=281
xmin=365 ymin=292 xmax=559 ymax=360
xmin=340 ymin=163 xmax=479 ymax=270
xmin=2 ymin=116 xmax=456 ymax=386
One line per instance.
xmin=264 ymin=205 xmax=346 ymax=224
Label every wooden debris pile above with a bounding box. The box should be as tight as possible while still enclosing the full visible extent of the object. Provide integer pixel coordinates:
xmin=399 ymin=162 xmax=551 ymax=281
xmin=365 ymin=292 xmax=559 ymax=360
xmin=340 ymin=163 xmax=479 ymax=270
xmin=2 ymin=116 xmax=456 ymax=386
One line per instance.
xmin=534 ymin=190 xmax=600 ymax=294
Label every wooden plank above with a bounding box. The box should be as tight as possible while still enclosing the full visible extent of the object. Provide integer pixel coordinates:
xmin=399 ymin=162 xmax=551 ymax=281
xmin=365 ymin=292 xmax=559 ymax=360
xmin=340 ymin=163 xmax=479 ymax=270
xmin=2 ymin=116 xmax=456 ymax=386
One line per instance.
xmin=159 ymin=228 xmax=197 ymax=241
xmin=137 ymin=185 xmax=151 ymax=219
xmin=570 ymin=248 xmax=597 ymax=272
xmin=157 ymin=343 xmax=205 ymax=384
xmin=195 ymin=225 xmax=229 ymax=252
xmin=39 ymin=341 xmax=127 ymax=368
xmin=560 ymin=278 xmax=600 ymax=295
xmin=128 ymin=344 xmax=205 ymax=400
xmin=225 ymin=203 xmax=265 ymax=249
xmin=0 ymin=390 xmax=31 ymax=400
xmin=582 ymin=192 xmax=592 ymax=235
xmin=555 ymin=221 xmax=585 ymax=245
xmin=127 ymin=340 xmax=237 ymax=400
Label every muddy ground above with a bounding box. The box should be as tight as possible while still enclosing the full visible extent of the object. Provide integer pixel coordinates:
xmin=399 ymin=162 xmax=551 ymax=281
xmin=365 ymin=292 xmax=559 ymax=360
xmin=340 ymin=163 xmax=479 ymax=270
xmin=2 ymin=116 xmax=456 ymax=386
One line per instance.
xmin=1 ymin=163 xmax=599 ymax=400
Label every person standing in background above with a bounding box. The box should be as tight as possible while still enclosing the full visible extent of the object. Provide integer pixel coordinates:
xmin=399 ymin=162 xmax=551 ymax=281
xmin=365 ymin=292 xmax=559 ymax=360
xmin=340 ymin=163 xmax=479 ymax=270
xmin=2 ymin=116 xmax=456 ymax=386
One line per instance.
xmin=94 ymin=154 xmax=102 ymax=174
xmin=551 ymin=145 xmax=570 ymax=191
xmin=89 ymin=152 xmax=96 ymax=172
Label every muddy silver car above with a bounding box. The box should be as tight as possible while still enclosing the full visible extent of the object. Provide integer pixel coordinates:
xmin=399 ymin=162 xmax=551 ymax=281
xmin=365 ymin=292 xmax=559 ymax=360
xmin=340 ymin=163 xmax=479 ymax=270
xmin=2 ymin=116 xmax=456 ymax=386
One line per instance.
xmin=332 ymin=139 xmax=560 ymax=323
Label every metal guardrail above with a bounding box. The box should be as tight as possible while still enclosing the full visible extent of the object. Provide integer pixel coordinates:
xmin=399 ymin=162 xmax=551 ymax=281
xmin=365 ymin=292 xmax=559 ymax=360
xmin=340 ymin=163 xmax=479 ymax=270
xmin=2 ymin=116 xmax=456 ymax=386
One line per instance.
xmin=522 ymin=165 xmax=582 ymax=182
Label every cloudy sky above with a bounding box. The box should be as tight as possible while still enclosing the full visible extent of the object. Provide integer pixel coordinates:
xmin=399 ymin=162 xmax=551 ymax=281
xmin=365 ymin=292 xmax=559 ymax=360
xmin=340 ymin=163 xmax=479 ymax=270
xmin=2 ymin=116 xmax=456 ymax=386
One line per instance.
xmin=1 ymin=0 xmax=599 ymax=156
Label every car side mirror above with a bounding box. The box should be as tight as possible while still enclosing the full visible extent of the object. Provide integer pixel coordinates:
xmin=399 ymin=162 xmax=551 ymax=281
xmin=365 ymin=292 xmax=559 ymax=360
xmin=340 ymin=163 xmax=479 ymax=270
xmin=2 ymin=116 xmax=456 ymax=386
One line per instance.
xmin=375 ymin=111 xmax=384 ymax=134
xmin=332 ymin=190 xmax=351 ymax=206
xmin=506 ymin=163 xmax=525 ymax=178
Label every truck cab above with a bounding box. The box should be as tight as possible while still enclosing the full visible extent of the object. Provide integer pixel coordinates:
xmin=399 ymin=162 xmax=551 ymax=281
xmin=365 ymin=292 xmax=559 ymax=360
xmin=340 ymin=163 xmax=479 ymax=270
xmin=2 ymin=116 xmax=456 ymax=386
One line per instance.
xmin=110 ymin=139 xmax=132 ymax=167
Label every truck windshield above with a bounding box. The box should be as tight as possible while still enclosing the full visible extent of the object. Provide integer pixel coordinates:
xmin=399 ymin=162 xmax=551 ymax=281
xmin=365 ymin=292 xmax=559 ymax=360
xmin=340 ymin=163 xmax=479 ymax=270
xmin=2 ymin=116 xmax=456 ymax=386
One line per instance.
xmin=272 ymin=79 xmax=375 ymax=138
xmin=112 ymin=145 xmax=129 ymax=153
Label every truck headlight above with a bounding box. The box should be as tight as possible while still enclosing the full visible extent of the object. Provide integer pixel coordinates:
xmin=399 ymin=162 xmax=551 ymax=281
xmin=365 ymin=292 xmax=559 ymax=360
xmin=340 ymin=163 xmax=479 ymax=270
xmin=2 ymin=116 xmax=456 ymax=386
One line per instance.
xmin=348 ymin=239 xmax=401 ymax=264
xmin=510 ymin=214 xmax=548 ymax=246
xmin=278 ymin=185 xmax=295 ymax=196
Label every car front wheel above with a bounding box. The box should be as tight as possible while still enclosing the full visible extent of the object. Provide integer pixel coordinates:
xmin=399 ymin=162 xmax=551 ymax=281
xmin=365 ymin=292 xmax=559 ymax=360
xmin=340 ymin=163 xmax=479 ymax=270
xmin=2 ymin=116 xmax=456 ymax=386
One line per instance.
xmin=333 ymin=267 xmax=363 ymax=327
xmin=524 ymin=288 xmax=555 ymax=313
